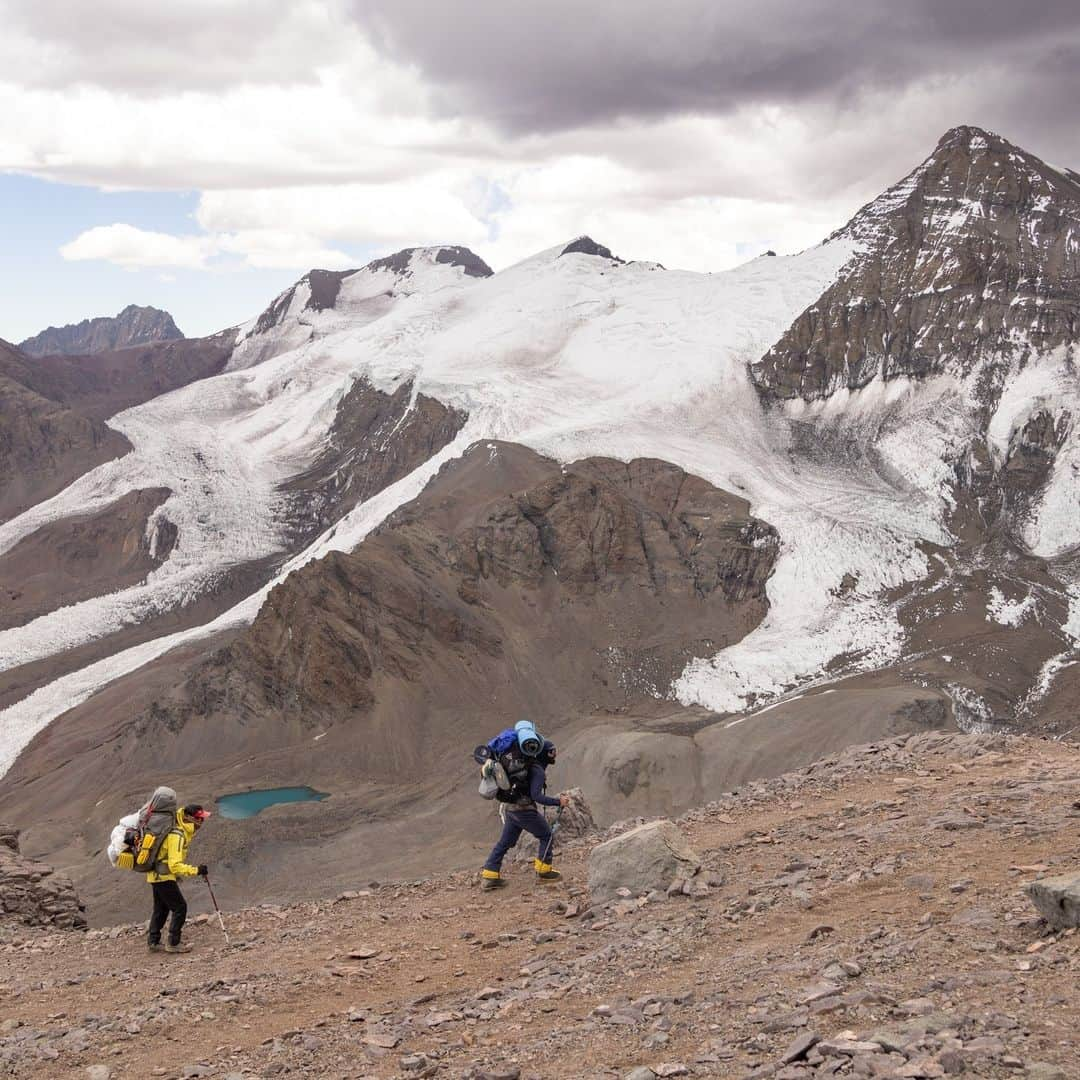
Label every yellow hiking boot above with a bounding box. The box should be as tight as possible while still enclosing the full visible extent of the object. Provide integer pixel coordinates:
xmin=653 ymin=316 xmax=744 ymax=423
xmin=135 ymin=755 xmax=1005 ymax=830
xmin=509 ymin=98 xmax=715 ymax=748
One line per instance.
xmin=534 ymin=860 xmax=562 ymax=882
xmin=480 ymin=869 xmax=507 ymax=891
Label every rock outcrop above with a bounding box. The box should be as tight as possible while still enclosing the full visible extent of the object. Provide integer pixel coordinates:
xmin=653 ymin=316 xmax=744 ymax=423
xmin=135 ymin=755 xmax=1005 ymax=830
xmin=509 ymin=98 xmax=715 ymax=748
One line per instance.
xmin=242 ymin=245 xmax=493 ymax=353
xmin=561 ymin=236 xmax=624 ymax=262
xmin=753 ymin=126 xmax=1080 ymax=403
xmin=0 ymin=824 xmax=86 ymax=931
xmin=19 ymin=305 xmax=183 ymax=357
xmin=281 ymin=377 xmax=467 ymax=538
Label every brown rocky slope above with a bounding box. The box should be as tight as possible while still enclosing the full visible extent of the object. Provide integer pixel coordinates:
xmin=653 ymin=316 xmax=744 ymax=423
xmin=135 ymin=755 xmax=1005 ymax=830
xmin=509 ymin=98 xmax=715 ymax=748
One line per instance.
xmin=0 ymin=339 xmax=130 ymax=524
xmin=0 ymin=442 xmax=784 ymax=920
xmin=2 ymin=731 xmax=1079 ymax=1078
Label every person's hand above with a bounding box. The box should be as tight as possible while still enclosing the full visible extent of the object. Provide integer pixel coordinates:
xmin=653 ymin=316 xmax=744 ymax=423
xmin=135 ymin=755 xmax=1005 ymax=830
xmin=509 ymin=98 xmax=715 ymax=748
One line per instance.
xmin=197 ymin=864 xmax=209 ymax=877
xmin=559 ymin=794 xmax=571 ymax=808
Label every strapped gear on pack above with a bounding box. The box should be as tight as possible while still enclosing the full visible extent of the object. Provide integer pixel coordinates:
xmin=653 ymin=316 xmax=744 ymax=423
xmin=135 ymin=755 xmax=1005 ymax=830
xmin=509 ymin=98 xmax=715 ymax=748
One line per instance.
xmin=108 ymin=786 xmax=182 ymax=874
xmin=473 ymin=722 xmax=556 ymax=803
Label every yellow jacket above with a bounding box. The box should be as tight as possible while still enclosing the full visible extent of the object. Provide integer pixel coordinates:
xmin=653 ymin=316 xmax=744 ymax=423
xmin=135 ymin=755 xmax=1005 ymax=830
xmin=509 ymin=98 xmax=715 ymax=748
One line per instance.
xmin=147 ymin=812 xmax=199 ymax=883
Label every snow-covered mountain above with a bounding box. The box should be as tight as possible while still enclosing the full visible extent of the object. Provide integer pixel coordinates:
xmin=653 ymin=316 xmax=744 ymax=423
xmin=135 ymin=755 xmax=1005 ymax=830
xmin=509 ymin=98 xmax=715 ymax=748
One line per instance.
xmin=0 ymin=127 xmax=1078 ymax=908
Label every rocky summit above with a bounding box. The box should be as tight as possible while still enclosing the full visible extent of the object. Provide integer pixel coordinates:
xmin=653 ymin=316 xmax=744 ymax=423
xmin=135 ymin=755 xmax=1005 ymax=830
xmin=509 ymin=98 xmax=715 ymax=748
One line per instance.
xmin=19 ymin=304 xmax=183 ymax=358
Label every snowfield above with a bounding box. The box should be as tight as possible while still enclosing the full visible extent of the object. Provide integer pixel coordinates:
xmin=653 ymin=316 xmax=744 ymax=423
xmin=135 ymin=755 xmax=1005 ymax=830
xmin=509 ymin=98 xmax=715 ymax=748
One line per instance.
xmin=2 ymin=240 xmax=1078 ymax=776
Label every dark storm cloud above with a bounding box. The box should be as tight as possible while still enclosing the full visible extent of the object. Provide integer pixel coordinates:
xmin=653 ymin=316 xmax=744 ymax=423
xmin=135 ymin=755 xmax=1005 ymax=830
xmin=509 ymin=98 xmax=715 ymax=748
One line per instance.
xmin=355 ymin=0 xmax=1080 ymax=135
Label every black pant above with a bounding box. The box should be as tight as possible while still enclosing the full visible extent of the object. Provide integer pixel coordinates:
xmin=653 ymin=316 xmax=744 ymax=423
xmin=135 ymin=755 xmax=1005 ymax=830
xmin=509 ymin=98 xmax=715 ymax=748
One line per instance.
xmin=148 ymin=880 xmax=187 ymax=946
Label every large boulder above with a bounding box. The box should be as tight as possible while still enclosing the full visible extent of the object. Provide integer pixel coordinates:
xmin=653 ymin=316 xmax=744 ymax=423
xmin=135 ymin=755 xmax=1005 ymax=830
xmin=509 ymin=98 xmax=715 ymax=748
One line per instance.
xmin=588 ymin=819 xmax=701 ymax=903
xmin=1025 ymin=871 xmax=1080 ymax=930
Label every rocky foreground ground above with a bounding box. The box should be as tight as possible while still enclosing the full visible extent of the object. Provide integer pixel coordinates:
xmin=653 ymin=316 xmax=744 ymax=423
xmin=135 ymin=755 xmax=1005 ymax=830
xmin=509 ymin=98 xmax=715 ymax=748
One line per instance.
xmin=2 ymin=730 xmax=1080 ymax=1079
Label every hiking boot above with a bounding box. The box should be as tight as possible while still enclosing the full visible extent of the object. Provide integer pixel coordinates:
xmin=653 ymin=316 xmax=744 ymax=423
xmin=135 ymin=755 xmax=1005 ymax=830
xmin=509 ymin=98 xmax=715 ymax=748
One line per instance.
xmin=164 ymin=942 xmax=192 ymax=954
xmin=534 ymin=860 xmax=562 ymax=882
xmin=480 ymin=870 xmax=507 ymax=891
xmin=147 ymin=941 xmax=164 ymax=953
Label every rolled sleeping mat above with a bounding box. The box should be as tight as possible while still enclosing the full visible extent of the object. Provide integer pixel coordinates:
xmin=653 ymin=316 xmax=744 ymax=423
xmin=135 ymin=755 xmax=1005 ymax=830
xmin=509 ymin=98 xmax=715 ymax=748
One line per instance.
xmin=514 ymin=719 xmax=543 ymax=757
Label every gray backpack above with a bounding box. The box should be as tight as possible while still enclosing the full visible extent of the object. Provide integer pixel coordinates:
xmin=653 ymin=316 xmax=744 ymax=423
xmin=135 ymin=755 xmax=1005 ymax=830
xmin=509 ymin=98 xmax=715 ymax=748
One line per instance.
xmin=115 ymin=786 xmax=180 ymax=873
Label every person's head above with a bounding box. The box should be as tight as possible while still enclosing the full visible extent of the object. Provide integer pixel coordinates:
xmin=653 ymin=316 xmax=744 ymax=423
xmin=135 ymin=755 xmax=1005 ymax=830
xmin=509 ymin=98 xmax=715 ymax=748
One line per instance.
xmin=539 ymin=740 xmax=557 ymax=767
xmin=183 ymin=805 xmax=212 ymax=830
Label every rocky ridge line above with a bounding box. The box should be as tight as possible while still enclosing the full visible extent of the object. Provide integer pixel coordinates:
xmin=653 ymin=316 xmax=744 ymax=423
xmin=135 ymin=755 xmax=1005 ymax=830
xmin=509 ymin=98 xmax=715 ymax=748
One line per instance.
xmin=19 ymin=305 xmax=183 ymax=358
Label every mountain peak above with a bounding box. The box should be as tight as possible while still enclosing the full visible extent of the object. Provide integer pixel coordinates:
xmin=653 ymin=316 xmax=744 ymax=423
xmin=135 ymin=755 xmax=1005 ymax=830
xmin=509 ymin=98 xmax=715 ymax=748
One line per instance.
xmin=755 ymin=126 xmax=1080 ymax=402
xmin=19 ymin=306 xmax=183 ymax=358
xmin=933 ymin=124 xmax=1001 ymax=153
xmin=560 ymin=236 xmax=624 ymax=262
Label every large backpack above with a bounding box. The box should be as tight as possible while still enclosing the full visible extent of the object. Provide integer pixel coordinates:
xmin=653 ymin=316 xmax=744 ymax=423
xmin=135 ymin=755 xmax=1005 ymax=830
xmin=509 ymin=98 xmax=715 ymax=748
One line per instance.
xmin=474 ymin=724 xmax=550 ymax=802
xmin=110 ymin=786 xmax=180 ymax=873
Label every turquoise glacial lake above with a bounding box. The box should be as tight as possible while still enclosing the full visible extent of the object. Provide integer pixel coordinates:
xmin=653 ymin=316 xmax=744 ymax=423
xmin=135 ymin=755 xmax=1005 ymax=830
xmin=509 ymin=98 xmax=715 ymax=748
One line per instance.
xmin=216 ymin=786 xmax=329 ymax=820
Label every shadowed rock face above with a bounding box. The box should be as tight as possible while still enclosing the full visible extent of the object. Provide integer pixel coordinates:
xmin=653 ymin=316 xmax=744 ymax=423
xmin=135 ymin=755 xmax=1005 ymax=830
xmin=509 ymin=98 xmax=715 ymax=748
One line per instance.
xmin=280 ymin=378 xmax=467 ymax=539
xmin=0 ymin=488 xmax=175 ymax=631
xmin=753 ymin=126 xmax=1080 ymax=403
xmin=367 ymin=245 xmax=493 ymax=280
xmin=19 ymin=305 xmax=182 ymax=358
xmin=0 ymin=340 xmax=130 ymax=524
xmin=8 ymin=333 xmax=234 ymax=422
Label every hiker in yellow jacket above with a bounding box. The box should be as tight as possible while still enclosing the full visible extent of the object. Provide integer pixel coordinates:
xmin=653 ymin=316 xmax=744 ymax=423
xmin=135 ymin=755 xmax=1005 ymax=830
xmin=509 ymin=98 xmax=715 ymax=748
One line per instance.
xmin=147 ymin=805 xmax=210 ymax=954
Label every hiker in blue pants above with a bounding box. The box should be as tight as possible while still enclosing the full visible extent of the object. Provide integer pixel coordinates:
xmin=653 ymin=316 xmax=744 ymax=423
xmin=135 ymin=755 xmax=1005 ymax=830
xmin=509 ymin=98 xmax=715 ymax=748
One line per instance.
xmin=480 ymin=723 xmax=569 ymax=890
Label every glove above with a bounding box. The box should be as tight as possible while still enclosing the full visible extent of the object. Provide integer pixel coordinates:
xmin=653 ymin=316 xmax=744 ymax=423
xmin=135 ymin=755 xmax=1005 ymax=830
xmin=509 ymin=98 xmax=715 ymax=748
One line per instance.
xmin=197 ymin=865 xmax=209 ymax=877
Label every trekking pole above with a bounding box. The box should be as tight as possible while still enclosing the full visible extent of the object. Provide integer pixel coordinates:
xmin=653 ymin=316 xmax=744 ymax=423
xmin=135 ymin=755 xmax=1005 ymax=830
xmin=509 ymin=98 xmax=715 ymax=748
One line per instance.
xmin=543 ymin=805 xmax=564 ymax=865
xmin=203 ymin=874 xmax=231 ymax=946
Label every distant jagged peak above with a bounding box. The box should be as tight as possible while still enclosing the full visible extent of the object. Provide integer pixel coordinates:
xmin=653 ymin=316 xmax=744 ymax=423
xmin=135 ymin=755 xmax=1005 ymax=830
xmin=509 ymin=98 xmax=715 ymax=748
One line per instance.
xmin=560 ymin=236 xmax=625 ymax=263
xmin=363 ymin=245 xmax=493 ymax=281
xmin=19 ymin=304 xmax=183 ymax=358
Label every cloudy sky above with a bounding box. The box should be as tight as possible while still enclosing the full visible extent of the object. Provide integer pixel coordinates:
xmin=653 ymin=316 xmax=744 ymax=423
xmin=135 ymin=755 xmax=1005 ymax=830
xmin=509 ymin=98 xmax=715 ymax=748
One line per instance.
xmin=2 ymin=0 xmax=1079 ymax=342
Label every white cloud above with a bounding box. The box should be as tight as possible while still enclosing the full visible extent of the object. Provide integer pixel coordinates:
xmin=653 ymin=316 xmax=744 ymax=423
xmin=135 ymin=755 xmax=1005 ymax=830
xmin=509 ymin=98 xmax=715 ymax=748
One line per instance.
xmin=7 ymin=0 xmax=1080 ymax=318
xmin=58 ymin=222 xmax=362 ymax=274
xmin=216 ymin=230 xmax=357 ymax=271
xmin=0 ymin=0 xmax=361 ymax=93
xmin=60 ymin=224 xmax=214 ymax=269
xmin=197 ymin=178 xmax=490 ymax=248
